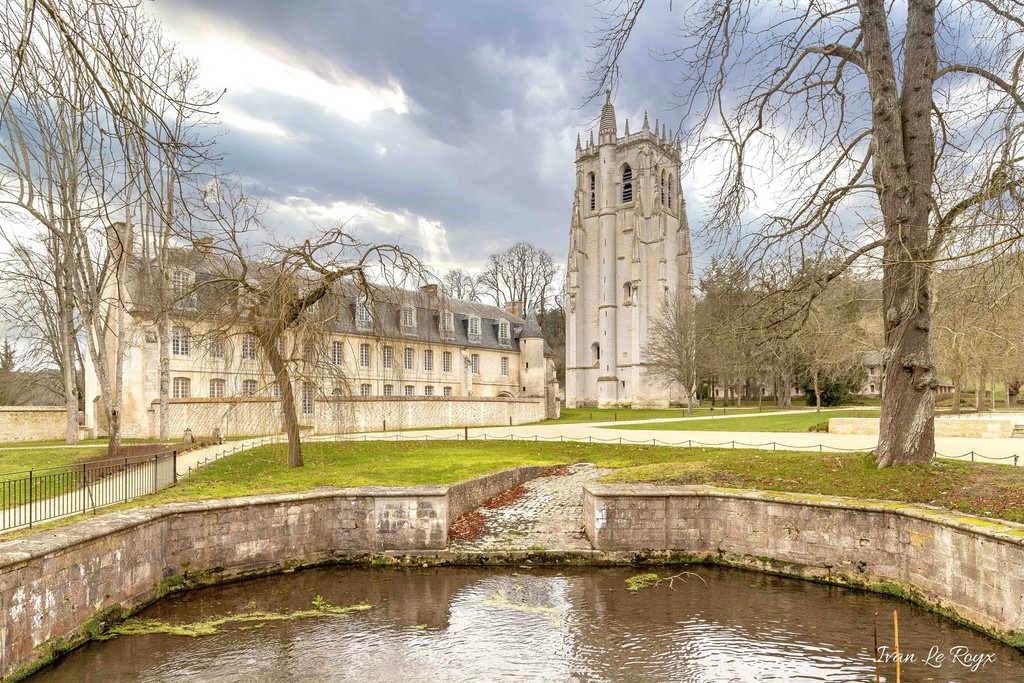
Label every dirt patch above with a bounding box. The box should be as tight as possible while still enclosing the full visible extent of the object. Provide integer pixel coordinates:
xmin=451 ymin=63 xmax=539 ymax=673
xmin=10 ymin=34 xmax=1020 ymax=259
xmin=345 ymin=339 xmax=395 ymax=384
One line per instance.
xmin=449 ymin=510 xmax=486 ymax=542
xmin=482 ymin=485 xmax=528 ymax=509
xmin=543 ymin=465 xmax=571 ymax=477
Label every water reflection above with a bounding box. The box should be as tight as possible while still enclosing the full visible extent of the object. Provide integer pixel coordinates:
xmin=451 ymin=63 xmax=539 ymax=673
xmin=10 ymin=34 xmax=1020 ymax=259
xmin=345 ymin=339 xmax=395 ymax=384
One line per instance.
xmin=31 ymin=566 xmax=1024 ymax=682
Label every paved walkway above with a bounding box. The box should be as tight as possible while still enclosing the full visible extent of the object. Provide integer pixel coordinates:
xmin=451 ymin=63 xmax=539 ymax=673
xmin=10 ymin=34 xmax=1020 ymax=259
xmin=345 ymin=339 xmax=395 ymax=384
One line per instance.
xmin=450 ymin=463 xmax=610 ymax=553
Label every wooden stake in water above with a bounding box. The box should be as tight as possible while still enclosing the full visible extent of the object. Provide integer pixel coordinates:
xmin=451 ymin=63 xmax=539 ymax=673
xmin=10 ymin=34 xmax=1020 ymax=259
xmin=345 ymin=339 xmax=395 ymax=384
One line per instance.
xmin=893 ymin=610 xmax=901 ymax=683
xmin=873 ymin=613 xmax=880 ymax=683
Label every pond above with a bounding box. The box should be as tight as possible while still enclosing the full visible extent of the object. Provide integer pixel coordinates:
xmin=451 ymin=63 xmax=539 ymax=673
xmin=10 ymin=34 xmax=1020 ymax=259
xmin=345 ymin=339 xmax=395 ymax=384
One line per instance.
xmin=31 ymin=566 xmax=1024 ymax=682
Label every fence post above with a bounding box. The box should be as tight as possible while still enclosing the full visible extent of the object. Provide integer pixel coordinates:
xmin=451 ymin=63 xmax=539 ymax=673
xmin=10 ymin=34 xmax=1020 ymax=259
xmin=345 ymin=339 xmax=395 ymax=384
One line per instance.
xmin=28 ymin=470 xmax=33 ymax=529
xmin=81 ymin=463 xmax=87 ymax=514
xmin=971 ymin=451 xmax=975 ymax=462
xmin=1015 ymin=455 xmax=1019 ymax=467
xmin=464 ymin=426 xmax=468 ymax=441
xmin=173 ymin=451 xmax=178 ymax=484
xmin=153 ymin=454 xmax=158 ymax=493
xmin=124 ymin=457 xmax=129 ymax=502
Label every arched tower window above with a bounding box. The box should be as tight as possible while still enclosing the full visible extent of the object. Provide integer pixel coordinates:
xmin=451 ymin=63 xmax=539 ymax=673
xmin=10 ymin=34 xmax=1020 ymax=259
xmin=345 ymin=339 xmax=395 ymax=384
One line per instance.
xmin=668 ymin=174 xmax=673 ymax=208
xmin=588 ymin=173 xmax=596 ymax=211
xmin=591 ymin=342 xmax=600 ymax=363
xmin=622 ymin=165 xmax=633 ymax=203
xmin=660 ymin=172 xmax=666 ymax=205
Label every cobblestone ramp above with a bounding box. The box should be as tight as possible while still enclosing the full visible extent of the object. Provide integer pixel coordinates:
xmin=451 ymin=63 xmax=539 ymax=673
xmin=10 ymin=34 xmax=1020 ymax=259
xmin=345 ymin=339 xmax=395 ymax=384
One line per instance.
xmin=450 ymin=463 xmax=610 ymax=552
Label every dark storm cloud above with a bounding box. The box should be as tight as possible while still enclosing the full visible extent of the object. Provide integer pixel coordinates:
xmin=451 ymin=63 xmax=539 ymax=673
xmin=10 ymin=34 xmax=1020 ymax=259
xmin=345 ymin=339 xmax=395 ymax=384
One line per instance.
xmin=156 ymin=0 xmax=691 ymax=267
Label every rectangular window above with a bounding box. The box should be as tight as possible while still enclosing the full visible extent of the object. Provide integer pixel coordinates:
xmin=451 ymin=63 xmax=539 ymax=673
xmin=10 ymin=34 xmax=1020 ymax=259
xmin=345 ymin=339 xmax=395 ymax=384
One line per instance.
xmin=356 ymin=300 xmax=372 ymax=330
xmin=271 ymin=383 xmax=281 ymax=399
xmin=423 ymin=349 xmax=433 ymax=372
xmin=209 ymin=378 xmax=225 ymax=398
xmin=301 ymin=383 xmax=315 ymax=415
xmin=424 ymin=386 xmax=433 ymax=396
xmin=172 ymin=377 xmax=190 ymax=399
xmin=242 ymin=379 xmax=258 ymax=396
xmin=440 ymin=311 xmax=455 ymax=339
xmin=360 ymin=383 xmax=371 ymax=397
xmin=442 ymin=351 xmax=452 ymax=373
xmin=359 ymin=343 xmax=371 ymax=368
xmin=471 ymin=354 xmax=479 ymax=375
xmin=404 ymin=385 xmax=414 ymax=396
xmin=209 ymin=339 xmax=225 ymax=359
xmin=382 ymin=346 xmax=393 ymax=369
xmin=171 ymin=270 xmax=196 ymax=308
xmin=498 ymin=320 xmax=510 ymax=343
xmin=443 ymin=386 xmax=452 ymax=397
xmin=171 ymin=327 xmax=191 ymax=357
xmin=242 ymin=334 xmax=258 ymax=360
xmin=501 ymin=357 xmax=508 ymax=376
xmin=468 ymin=316 xmax=481 ymax=343
xmin=331 ymin=340 xmax=344 ymax=366
xmin=401 ymin=306 xmax=416 ymax=329
xmin=404 ymin=347 xmax=414 ymax=370
xmin=383 ymin=384 xmax=394 ymax=397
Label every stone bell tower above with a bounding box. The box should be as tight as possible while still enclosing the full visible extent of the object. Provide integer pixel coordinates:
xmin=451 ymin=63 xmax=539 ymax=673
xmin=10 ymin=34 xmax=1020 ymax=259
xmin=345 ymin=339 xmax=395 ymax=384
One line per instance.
xmin=565 ymin=92 xmax=694 ymax=408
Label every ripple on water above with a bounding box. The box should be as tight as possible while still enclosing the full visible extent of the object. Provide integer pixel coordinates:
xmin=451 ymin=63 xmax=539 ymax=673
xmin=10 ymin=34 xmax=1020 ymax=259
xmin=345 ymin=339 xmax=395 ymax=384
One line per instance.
xmin=26 ymin=566 xmax=1024 ymax=683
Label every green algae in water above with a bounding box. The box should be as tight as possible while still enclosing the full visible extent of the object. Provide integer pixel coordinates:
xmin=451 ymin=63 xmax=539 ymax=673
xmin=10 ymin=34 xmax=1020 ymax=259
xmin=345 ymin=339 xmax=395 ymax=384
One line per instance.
xmin=101 ymin=599 xmax=372 ymax=639
xmin=479 ymin=589 xmax=563 ymax=626
xmin=625 ymin=573 xmax=661 ymax=591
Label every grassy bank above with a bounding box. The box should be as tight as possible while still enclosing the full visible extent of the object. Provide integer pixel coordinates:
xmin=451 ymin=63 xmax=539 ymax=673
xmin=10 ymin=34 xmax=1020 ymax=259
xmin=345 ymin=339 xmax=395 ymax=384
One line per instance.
xmin=603 ymin=409 xmax=881 ymax=433
xmin=66 ymin=440 xmax=1024 ymax=525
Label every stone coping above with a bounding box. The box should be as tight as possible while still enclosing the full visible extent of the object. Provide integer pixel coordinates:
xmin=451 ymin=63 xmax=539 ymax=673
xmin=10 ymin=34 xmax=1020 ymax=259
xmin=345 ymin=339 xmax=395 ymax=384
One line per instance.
xmin=0 ymin=407 xmax=64 ymax=413
xmin=584 ymin=483 xmax=1024 ymax=545
xmin=0 ymin=485 xmax=451 ymax=568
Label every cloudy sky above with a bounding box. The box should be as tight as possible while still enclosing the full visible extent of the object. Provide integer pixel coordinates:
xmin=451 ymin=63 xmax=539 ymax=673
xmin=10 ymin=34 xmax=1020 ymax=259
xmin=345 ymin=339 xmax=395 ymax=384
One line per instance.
xmin=151 ymin=0 xmax=698 ymax=273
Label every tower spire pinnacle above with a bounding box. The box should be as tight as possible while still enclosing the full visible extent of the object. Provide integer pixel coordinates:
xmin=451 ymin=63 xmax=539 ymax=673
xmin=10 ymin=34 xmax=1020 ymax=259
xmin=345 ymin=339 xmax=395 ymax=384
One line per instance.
xmin=576 ymin=133 xmax=582 ymax=152
xmin=599 ymin=89 xmax=617 ymax=144
xmin=642 ymin=110 xmax=649 ymax=133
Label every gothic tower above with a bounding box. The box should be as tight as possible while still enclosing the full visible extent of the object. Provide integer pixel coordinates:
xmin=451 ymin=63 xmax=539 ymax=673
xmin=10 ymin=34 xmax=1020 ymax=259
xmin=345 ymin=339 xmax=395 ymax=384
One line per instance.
xmin=565 ymin=92 xmax=694 ymax=408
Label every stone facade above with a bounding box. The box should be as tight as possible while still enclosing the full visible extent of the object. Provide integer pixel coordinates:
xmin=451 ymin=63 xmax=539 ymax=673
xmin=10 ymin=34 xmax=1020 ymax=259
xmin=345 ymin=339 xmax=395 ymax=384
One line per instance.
xmin=0 ymin=466 xmax=547 ymax=679
xmin=0 ymin=408 xmax=67 ymax=443
xmin=82 ymin=244 xmax=560 ymax=439
xmin=566 ymin=93 xmax=694 ymax=409
xmin=829 ymin=417 xmax=1018 ymax=438
xmin=584 ymin=484 xmax=1024 ymax=642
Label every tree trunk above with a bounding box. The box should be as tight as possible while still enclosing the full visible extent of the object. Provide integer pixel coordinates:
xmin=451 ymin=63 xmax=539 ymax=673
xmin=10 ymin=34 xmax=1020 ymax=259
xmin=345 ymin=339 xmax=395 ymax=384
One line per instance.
xmin=158 ymin=315 xmax=170 ymax=441
xmin=952 ymin=378 xmax=962 ymax=415
xmin=975 ymin=374 xmax=985 ymax=411
xmin=261 ymin=332 xmax=303 ymax=467
xmin=865 ymin=0 xmax=937 ymax=468
xmin=59 ymin=265 xmax=79 ymax=444
xmin=813 ymin=369 xmax=821 ymax=412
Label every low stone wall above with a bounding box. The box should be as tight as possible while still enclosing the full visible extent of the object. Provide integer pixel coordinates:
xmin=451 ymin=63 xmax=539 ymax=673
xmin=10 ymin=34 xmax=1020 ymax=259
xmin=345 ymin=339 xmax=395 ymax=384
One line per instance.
xmin=0 ymin=466 xmax=547 ymax=680
xmin=316 ymin=396 xmax=546 ymax=434
xmin=584 ymin=484 xmax=1024 ymax=642
xmin=158 ymin=396 xmax=547 ymax=439
xmin=0 ymin=407 xmax=66 ymax=444
xmin=829 ymin=417 xmax=1016 ymax=438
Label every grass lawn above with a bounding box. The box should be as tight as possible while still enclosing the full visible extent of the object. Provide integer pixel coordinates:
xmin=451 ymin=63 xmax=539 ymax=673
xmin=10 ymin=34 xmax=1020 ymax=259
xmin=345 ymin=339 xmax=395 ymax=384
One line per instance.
xmin=0 ymin=447 xmax=108 ymax=477
xmin=602 ymin=409 xmax=881 ymax=432
xmin=53 ymin=440 xmax=1024 ymax=527
xmin=544 ymin=406 xmax=789 ymax=424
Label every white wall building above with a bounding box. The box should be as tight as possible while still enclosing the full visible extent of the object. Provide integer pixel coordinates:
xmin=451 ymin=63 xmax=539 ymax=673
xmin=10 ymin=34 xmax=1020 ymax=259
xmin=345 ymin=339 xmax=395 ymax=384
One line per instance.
xmin=566 ymin=93 xmax=695 ymax=408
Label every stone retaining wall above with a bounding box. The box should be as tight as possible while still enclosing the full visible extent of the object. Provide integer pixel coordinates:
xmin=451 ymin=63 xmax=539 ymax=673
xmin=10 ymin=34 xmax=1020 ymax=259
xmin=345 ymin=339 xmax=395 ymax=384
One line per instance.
xmin=0 ymin=466 xmax=547 ymax=680
xmin=157 ymin=396 xmax=547 ymax=439
xmin=584 ymin=484 xmax=1024 ymax=642
xmin=829 ymin=416 xmax=1017 ymax=438
xmin=0 ymin=407 xmax=66 ymax=444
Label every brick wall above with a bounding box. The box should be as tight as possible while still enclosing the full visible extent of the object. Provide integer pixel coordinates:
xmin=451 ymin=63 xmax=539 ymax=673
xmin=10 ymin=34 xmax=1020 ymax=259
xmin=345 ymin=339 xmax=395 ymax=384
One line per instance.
xmin=584 ymin=484 xmax=1024 ymax=641
xmin=0 ymin=407 xmax=66 ymax=443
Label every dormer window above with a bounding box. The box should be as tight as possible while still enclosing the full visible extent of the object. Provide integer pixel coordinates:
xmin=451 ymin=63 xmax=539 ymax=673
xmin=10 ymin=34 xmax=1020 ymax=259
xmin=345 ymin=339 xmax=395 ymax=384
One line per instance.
xmin=401 ymin=306 xmax=417 ymax=331
xmin=171 ymin=270 xmax=196 ymax=309
xmin=468 ymin=316 xmax=481 ymax=343
xmin=498 ymin=320 xmax=511 ymax=345
xmin=355 ymin=299 xmax=372 ymax=331
xmin=439 ymin=311 xmax=455 ymax=339
xmin=622 ymin=165 xmax=633 ymax=203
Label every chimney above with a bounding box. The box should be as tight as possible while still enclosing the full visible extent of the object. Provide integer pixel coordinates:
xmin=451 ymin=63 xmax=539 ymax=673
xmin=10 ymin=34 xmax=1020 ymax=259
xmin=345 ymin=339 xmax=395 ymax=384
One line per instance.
xmin=504 ymin=300 xmax=525 ymax=318
xmin=194 ymin=236 xmax=214 ymax=256
xmin=104 ymin=222 xmax=130 ymax=261
xmin=420 ymin=283 xmax=439 ymax=298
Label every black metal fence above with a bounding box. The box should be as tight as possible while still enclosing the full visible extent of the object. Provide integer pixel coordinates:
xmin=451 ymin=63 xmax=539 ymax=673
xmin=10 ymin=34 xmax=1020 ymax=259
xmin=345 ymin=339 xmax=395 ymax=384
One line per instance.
xmin=1 ymin=451 xmax=178 ymax=531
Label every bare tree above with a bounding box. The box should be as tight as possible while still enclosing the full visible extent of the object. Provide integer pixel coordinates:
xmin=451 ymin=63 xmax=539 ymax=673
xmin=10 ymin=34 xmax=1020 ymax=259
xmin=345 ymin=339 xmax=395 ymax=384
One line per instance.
xmin=644 ymin=293 xmax=698 ymax=413
xmin=441 ymin=267 xmax=480 ymax=301
xmin=196 ymin=186 xmax=427 ymax=467
xmin=591 ymin=1 xmax=1024 ymax=466
xmin=478 ymin=242 xmax=560 ymax=313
